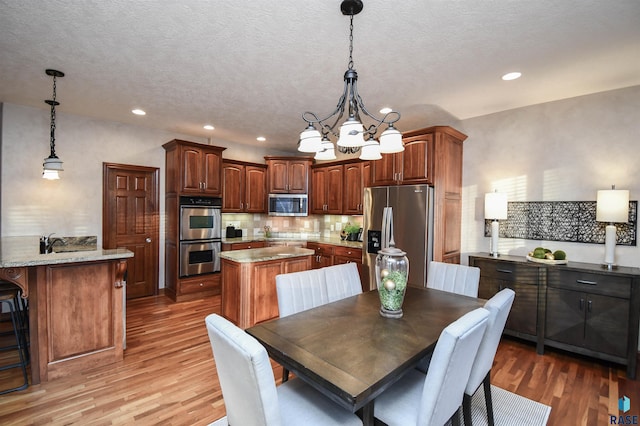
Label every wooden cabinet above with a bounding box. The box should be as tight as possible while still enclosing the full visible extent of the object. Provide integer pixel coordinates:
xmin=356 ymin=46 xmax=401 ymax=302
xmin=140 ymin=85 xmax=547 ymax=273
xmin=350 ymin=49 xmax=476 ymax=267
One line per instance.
xmin=370 ymin=133 xmax=434 ymax=186
xmin=222 ymin=160 xmax=267 ymax=213
xmin=369 ymin=126 xmax=466 ymax=263
xmin=343 ymin=161 xmax=370 ymax=215
xmin=221 ymin=241 xmax=267 ymax=251
xmin=221 ymin=254 xmax=312 ymax=329
xmin=545 ymin=268 xmax=632 ymax=360
xmin=307 ymin=242 xmax=366 ymax=291
xmin=307 ymin=242 xmax=334 ymax=269
xmin=469 ymin=253 xmax=640 ymax=379
xmin=264 ymin=156 xmax=313 ymax=194
xmin=164 ymin=139 xmax=225 ymax=196
xmin=310 ymin=164 xmax=343 ymax=214
xmin=470 ymin=256 xmax=543 ymax=343
xmin=163 ymin=139 xmax=226 ymax=302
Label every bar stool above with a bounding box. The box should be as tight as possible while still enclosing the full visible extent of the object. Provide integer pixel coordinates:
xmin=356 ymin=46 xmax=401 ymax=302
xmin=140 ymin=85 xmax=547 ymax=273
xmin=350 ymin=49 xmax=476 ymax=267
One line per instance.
xmin=0 ymin=284 xmax=29 ymax=394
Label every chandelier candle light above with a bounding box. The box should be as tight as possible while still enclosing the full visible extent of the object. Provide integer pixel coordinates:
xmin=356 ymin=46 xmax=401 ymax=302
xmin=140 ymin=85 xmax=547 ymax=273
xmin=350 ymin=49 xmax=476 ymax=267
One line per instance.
xmin=42 ymin=69 xmax=65 ymax=180
xmin=596 ymin=185 xmax=629 ymax=269
xmin=298 ymin=0 xmax=402 ymax=161
xmin=484 ymin=190 xmax=508 ymax=257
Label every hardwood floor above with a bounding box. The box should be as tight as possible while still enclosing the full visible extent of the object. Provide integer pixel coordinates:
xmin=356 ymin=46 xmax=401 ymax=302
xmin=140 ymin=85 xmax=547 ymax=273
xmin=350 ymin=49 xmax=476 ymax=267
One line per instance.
xmin=1 ymin=293 xmax=638 ymax=425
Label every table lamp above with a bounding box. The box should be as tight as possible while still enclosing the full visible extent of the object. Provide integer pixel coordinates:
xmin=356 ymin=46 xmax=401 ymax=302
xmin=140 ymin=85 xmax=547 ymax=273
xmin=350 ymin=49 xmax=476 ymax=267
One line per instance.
xmin=596 ymin=185 xmax=629 ymax=269
xmin=484 ymin=191 xmax=508 ymax=257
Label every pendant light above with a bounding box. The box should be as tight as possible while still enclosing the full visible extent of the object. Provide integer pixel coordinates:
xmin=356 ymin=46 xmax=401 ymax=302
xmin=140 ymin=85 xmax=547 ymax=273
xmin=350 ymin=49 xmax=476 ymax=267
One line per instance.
xmin=42 ymin=69 xmax=64 ymax=180
xmin=299 ymin=0 xmax=402 ymax=157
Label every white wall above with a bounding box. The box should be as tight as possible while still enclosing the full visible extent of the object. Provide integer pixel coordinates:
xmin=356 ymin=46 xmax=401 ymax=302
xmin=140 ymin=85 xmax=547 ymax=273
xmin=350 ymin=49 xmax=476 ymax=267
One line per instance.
xmin=459 ymin=85 xmax=640 ymax=268
xmin=0 ymin=102 xmax=286 ymax=288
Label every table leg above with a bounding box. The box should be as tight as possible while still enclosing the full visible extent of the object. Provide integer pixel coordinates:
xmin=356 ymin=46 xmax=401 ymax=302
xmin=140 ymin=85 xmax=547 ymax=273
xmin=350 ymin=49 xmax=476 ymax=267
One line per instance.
xmin=359 ymin=401 xmax=375 ymax=426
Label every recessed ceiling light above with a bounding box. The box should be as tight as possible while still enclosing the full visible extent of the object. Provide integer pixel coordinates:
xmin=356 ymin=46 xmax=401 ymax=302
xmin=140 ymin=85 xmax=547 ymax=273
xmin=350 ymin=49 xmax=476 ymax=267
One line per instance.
xmin=131 ymin=109 xmax=146 ymax=115
xmin=256 ymin=136 xmax=266 ymax=142
xmin=379 ymin=107 xmax=393 ymax=114
xmin=502 ymin=72 xmax=522 ymax=81
xmin=203 ymin=124 xmax=215 ymax=130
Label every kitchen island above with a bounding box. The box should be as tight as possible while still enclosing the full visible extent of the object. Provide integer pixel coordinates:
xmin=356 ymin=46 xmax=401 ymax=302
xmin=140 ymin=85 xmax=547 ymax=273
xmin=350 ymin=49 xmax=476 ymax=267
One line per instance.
xmin=220 ymin=246 xmax=313 ymax=328
xmin=0 ymin=236 xmax=133 ymax=383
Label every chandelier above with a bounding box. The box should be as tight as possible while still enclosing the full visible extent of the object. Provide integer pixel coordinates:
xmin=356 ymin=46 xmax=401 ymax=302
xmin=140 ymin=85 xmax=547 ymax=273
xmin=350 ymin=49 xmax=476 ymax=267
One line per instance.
xmin=298 ymin=0 xmax=403 ymax=161
xmin=42 ymin=69 xmax=65 ymax=180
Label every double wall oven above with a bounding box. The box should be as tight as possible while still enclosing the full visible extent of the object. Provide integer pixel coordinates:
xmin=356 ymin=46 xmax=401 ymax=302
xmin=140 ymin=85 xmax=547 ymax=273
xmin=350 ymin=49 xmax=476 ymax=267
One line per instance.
xmin=179 ymin=196 xmax=222 ymax=277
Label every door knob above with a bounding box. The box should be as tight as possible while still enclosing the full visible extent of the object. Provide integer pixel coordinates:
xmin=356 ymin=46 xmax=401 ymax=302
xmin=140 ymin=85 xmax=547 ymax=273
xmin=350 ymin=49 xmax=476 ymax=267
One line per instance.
xmin=146 ymin=238 xmax=152 ymax=243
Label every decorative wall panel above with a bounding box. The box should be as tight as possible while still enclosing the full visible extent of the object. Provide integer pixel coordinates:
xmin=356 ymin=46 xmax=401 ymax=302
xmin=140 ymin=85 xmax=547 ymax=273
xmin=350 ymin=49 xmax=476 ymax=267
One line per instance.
xmin=484 ymin=201 xmax=637 ymax=246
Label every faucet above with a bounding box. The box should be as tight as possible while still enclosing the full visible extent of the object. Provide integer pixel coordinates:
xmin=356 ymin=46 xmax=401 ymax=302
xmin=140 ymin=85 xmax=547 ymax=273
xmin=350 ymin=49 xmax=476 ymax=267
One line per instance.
xmin=40 ymin=233 xmax=67 ymax=254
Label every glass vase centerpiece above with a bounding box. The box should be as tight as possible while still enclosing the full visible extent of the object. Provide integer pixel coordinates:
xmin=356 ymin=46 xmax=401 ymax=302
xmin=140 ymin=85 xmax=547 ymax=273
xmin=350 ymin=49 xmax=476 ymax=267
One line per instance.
xmin=376 ymin=245 xmax=409 ymax=318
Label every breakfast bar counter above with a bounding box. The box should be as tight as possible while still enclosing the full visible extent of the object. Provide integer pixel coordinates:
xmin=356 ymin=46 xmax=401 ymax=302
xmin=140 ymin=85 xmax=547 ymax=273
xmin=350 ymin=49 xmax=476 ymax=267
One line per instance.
xmin=0 ymin=236 xmax=133 ymax=383
xmin=220 ymin=246 xmax=313 ymax=329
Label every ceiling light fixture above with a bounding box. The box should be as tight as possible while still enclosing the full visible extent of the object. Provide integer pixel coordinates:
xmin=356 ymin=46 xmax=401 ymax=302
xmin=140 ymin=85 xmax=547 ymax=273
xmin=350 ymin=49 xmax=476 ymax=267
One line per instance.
xmin=132 ymin=109 xmax=146 ymax=115
xmin=42 ymin=69 xmax=64 ymax=180
xmin=298 ymin=0 xmax=402 ymax=160
xmin=502 ymin=72 xmax=522 ymax=81
xmin=203 ymin=124 xmax=215 ymax=130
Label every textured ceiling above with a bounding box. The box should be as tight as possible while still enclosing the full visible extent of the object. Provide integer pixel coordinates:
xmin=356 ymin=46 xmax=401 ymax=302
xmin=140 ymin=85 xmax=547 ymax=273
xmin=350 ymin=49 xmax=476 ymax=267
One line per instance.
xmin=1 ymin=0 xmax=639 ymax=153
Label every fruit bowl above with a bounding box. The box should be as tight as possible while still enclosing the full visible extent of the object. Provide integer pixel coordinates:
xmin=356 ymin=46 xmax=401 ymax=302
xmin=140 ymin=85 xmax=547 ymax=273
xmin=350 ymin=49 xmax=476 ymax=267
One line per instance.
xmin=526 ymin=255 xmax=568 ymax=265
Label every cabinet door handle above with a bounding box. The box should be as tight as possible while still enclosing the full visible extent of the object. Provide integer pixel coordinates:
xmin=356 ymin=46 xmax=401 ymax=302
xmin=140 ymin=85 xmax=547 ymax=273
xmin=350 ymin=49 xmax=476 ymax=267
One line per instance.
xmin=587 ymin=300 xmax=592 ymax=312
xmin=579 ymin=298 xmax=585 ymax=311
xmin=576 ymin=279 xmax=597 ymax=285
xmin=496 ymin=269 xmax=513 ymax=274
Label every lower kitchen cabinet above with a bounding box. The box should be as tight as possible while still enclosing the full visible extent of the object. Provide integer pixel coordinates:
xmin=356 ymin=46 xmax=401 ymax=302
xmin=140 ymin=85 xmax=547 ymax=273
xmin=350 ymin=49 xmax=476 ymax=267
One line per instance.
xmin=469 ymin=253 xmax=640 ymax=379
xmin=221 ymin=241 xmax=266 ymax=251
xmin=307 ymin=242 xmax=366 ymax=292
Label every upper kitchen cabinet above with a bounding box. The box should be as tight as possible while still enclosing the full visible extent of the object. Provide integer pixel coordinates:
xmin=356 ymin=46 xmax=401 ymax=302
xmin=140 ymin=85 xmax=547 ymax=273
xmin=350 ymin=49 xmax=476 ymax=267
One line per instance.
xmin=370 ymin=132 xmax=434 ymax=186
xmin=163 ymin=139 xmax=226 ymax=196
xmin=343 ymin=160 xmax=370 ymax=215
xmin=222 ymin=160 xmax=267 ymax=213
xmin=264 ymin=156 xmax=313 ymax=194
xmin=310 ymin=163 xmax=343 ymax=214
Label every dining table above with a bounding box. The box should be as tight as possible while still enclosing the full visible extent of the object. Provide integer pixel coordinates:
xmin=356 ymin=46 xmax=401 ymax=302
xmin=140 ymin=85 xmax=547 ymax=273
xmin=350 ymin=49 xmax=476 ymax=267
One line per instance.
xmin=246 ymin=286 xmax=486 ymax=426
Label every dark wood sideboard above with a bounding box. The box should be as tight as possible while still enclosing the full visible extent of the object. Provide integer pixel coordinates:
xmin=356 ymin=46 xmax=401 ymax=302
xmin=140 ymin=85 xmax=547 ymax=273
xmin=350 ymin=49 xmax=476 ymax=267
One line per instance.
xmin=469 ymin=253 xmax=640 ymax=379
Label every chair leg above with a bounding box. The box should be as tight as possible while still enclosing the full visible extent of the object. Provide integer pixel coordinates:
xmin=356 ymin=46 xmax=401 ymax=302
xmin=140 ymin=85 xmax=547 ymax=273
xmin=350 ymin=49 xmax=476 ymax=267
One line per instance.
xmin=483 ymin=371 xmax=495 ymax=426
xmin=463 ymin=392 xmax=473 ymax=426
xmin=449 ymin=406 xmax=461 ymax=426
xmin=282 ymin=367 xmax=289 ymax=383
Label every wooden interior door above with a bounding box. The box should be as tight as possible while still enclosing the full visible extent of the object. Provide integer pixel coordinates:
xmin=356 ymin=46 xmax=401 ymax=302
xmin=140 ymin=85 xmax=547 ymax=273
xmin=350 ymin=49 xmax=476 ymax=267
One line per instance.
xmin=103 ymin=163 xmax=159 ymax=299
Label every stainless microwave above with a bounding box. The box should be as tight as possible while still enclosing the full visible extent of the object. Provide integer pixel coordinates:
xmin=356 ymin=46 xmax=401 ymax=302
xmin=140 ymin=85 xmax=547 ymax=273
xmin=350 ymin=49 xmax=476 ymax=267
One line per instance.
xmin=268 ymin=194 xmax=308 ymax=216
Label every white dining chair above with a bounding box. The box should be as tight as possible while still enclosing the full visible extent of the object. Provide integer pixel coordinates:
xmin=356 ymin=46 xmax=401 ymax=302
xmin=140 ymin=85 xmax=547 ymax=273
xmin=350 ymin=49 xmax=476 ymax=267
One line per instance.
xmin=373 ymin=307 xmax=490 ymax=426
xmin=323 ymin=262 xmax=362 ymax=302
xmin=463 ymin=288 xmax=515 ymax=426
xmin=426 ymin=261 xmax=481 ymax=297
xmin=205 ymin=314 xmax=362 ymax=426
xmin=276 ymin=268 xmax=329 ymax=318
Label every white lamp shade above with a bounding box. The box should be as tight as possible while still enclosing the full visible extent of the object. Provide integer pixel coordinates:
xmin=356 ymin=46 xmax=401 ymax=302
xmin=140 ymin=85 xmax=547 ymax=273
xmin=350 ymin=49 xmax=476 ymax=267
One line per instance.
xmin=378 ymin=126 xmax=404 ymax=153
xmin=484 ymin=192 xmax=508 ymax=220
xmin=298 ymin=127 xmax=322 ymax=153
xmin=596 ymin=189 xmax=629 ymax=223
xmin=359 ymin=138 xmax=382 ymax=160
xmin=314 ymin=139 xmax=336 ymax=160
xmin=43 ymin=156 xmax=63 ymax=180
xmin=337 ymin=118 xmax=365 ymax=148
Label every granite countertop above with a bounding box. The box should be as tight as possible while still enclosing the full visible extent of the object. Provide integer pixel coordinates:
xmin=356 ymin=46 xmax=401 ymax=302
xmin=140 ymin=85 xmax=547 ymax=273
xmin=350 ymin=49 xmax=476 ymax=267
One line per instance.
xmin=222 ymin=236 xmax=363 ymax=249
xmin=219 ymin=246 xmax=314 ymax=263
xmin=0 ymin=236 xmax=134 ymax=268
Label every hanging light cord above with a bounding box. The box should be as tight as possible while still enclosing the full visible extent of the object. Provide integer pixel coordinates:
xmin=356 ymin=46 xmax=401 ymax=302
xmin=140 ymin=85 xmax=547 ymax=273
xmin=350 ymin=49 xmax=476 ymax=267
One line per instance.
xmin=48 ymin=75 xmax=58 ymax=158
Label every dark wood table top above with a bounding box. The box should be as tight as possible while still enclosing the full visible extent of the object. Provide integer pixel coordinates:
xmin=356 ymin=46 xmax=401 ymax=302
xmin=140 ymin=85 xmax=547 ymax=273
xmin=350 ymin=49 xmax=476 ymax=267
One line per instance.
xmin=246 ymin=286 xmax=485 ymax=420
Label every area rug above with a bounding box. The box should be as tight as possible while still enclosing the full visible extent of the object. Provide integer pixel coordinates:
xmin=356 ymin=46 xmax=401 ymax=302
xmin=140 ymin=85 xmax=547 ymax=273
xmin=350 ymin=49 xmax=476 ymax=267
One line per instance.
xmin=452 ymin=385 xmax=552 ymax=426
xmin=208 ymin=385 xmax=551 ymax=426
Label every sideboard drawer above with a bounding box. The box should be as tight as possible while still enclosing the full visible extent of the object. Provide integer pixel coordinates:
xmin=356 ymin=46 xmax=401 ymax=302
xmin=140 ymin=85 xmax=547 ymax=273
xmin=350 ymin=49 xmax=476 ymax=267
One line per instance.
xmin=547 ymin=269 xmax=631 ymax=298
xmin=472 ymin=258 xmax=540 ymax=284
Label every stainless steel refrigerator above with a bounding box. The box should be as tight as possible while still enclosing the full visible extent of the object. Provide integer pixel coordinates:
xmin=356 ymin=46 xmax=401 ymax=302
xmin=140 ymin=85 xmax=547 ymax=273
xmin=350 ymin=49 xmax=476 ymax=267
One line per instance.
xmin=362 ymin=185 xmax=434 ymax=291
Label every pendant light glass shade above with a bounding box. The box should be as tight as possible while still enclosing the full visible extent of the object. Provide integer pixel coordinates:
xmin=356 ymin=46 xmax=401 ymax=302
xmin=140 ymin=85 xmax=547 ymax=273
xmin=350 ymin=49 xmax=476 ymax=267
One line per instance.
xmin=337 ymin=116 xmax=366 ymax=148
xmin=359 ymin=136 xmax=382 ymax=160
xmin=298 ymin=125 xmax=322 ymax=153
xmin=314 ymin=137 xmax=337 ymax=160
xmin=42 ymin=156 xmax=63 ymax=180
xmin=378 ymin=125 xmax=404 ymax=153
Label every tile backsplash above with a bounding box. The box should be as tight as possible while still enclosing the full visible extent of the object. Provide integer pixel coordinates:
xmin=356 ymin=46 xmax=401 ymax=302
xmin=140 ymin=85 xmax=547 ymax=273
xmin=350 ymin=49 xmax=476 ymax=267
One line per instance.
xmin=222 ymin=213 xmax=363 ymax=240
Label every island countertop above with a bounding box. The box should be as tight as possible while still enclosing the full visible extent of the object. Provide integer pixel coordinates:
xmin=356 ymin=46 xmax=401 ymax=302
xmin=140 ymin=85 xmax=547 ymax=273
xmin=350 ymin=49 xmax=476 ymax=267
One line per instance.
xmin=0 ymin=236 xmax=133 ymax=268
xmin=219 ymin=245 xmax=314 ymax=263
